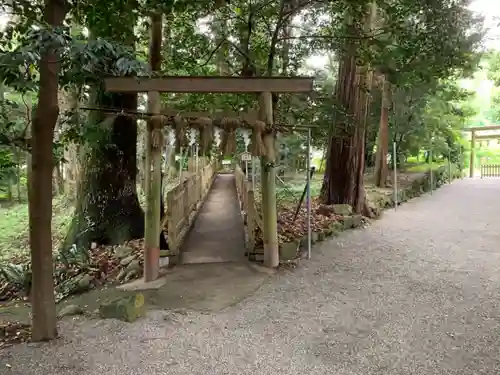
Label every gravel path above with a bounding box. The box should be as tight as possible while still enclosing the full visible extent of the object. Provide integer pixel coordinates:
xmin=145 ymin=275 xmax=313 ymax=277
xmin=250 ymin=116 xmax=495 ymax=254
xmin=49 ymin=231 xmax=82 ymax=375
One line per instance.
xmin=2 ymin=178 xmax=500 ymax=374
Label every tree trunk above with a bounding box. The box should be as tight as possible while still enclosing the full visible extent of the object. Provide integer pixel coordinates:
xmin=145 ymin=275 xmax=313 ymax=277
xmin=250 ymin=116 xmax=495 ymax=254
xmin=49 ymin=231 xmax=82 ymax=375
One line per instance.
xmin=164 ymin=145 xmax=176 ymax=180
xmin=29 ymin=0 xmax=67 ymax=342
xmin=64 ymin=90 xmax=144 ymax=250
xmin=15 ymin=149 xmax=21 ymax=202
xmin=320 ymin=4 xmax=375 ymax=214
xmin=62 ymin=87 xmax=80 ymax=199
xmin=65 ymin=8 xmax=144 ymax=250
xmin=64 ymin=142 xmax=79 ymax=199
xmin=52 ymin=167 xmax=59 ymax=196
xmin=374 ymin=76 xmax=390 ymax=187
xmin=24 ymin=93 xmax=33 ymax=203
xmin=56 ymin=163 xmax=64 ymax=193
xmin=6 ymin=177 xmax=13 ymax=202
xmin=320 ymin=55 xmax=367 ymax=212
xmin=215 ymin=0 xmax=229 ymax=76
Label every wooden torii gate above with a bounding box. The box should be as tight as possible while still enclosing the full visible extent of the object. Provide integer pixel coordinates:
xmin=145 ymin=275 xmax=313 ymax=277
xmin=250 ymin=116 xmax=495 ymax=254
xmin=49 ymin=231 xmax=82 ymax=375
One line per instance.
xmin=104 ymin=75 xmax=314 ymax=281
xmin=464 ymin=125 xmax=500 ymax=178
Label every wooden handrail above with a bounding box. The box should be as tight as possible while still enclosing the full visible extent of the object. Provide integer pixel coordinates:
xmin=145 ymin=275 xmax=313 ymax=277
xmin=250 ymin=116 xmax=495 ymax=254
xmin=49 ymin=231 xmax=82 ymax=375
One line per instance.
xmin=165 ymin=161 xmax=218 ymax=254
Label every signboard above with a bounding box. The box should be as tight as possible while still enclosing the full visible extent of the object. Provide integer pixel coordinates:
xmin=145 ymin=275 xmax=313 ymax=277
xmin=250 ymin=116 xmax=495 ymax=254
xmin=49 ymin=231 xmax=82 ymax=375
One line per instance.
xmin=241 ymin=152 xmax=251 ymax=161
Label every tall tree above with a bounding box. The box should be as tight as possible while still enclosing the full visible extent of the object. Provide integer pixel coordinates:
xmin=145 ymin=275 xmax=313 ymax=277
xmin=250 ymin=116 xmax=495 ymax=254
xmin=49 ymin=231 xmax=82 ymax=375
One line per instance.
xmin=322 ymin=0 xmax=482 ymax=209
xmin=321 ymin=2 xmax=376 ymax=213
xmin=29 ymin=0 xmax=68 ymax=341
xmin=64 ymin=0 xmax=144 ymax=249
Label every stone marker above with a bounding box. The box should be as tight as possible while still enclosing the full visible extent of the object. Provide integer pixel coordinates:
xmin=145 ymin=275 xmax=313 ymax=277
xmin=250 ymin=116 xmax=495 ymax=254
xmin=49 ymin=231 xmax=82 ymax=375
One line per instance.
xmin=99 ymin=293 xmax=145 ymax=322
xmin=279 ymin=241 xmax=299 ymax=261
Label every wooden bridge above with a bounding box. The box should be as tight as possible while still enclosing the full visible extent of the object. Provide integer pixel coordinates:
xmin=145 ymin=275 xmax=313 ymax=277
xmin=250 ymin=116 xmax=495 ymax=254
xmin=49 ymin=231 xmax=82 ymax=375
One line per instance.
xmin=162 ymin=161 xmax=261 ymax=266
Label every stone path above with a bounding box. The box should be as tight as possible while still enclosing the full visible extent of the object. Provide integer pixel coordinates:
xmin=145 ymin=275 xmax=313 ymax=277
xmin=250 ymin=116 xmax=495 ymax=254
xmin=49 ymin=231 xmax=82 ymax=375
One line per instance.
xmin=180 ymin=173 xmax=246 ymax=264
xmin=2 ymin=178 xmax=500 ymax=374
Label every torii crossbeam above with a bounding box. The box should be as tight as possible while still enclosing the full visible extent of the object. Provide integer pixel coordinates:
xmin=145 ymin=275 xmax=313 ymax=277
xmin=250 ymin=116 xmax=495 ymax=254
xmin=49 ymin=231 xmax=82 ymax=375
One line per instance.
xmin=104 ymin=76 xmax=314 ymax=93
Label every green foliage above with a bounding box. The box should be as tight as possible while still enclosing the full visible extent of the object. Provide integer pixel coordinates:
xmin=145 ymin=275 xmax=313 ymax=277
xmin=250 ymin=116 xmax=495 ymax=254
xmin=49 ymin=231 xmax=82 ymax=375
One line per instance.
xmin=0 ymin=27 xmax=145 ymax=90
xmin=386 ymin=78 xmax=476 ymax=161
xmin=485 ymin=51 xmax=500 ymax=123
xmin=379 ymin=0 xmax=482 ymax=85
xmin=486 ymin=51 xmax=500 ymax=85
xmin=0 ymin=262 xmax=32 ymax=294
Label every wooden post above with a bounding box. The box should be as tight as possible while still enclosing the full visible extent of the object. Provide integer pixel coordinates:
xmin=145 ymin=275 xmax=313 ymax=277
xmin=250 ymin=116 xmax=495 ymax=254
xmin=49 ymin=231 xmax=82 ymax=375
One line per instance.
xmin=259 ymin=92 xmax=279 ymax=268
xmin=187 ymin=157 xmax=196 ymax=173
xmin=144 ymin=13 xmax=163 ymax=282
xmin=470 ymin=130 xmax=475 ymax=178
xmin=247 ymin=188 xmax=256 ymax=251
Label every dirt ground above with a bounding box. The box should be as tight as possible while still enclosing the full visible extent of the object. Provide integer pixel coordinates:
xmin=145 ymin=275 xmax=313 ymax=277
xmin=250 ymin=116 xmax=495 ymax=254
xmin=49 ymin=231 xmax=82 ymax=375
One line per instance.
xmin=0 ymin=262 xmax=272 ymax=325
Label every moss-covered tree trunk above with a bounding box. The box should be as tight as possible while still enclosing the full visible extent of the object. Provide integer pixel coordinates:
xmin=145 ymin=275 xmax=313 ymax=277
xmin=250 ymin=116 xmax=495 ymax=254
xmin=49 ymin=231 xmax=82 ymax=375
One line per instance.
xmin=64 ymin=91 xmax=144 ymax=249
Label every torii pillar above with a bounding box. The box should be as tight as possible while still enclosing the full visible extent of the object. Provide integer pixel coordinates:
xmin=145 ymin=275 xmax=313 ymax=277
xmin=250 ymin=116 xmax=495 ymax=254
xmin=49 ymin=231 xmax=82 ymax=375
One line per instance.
xmin=469 ymin=129 xmax=475 ymax=178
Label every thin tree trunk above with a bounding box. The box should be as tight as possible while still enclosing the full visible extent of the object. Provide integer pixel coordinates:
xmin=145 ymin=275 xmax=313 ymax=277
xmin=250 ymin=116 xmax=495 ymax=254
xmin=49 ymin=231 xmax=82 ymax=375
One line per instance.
xmin=29 ymin=0 xmax=67 ymax=342
xmin=15 ymin=148 xmax=21 ymax=202
xmin=52 ymin=167 xmax=59 ymax=196
xmin=55 ymin=163 xmax=64 ymax=194
xmin=374 ymin=76 xmax=390 ymax=187
xmin=215 ymin=0 xmax=229 ymax=76
xmin=63 ymin=87 xmax=80 ymax=199
xmin=6 ymin=177 xmax=13 ymax=202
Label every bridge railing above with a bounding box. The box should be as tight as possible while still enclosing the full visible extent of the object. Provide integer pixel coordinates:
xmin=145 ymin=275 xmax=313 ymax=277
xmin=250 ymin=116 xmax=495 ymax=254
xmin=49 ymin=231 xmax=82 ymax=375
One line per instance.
xmin=165 ymin=159 xmax=218 ymax=257
xmin=480 ymin=164 xmax=500 ymax=178
xmin=234 ymin=166 xmax=262 ymax=256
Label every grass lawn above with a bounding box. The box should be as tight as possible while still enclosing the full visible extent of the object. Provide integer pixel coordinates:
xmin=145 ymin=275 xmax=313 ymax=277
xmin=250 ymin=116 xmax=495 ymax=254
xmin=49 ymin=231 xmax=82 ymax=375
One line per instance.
xmin=404 ymin=162 xmax=445 ymax=173
xmin=0 ymin=196 xmax=74 ymax=263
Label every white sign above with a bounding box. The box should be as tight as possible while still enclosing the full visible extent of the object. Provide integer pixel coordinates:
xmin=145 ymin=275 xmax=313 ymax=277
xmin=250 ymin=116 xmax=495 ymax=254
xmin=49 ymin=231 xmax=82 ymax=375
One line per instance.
xmin=241 ymin=152 xmax=251 ymax=161
xmin=222 ymin=160 xmax=231 ymax=165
